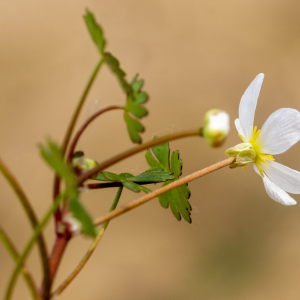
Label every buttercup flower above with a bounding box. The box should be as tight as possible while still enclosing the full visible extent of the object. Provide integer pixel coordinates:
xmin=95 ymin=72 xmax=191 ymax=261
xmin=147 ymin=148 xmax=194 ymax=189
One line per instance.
xmin=226 ymin=73 xmax=300 ymax=205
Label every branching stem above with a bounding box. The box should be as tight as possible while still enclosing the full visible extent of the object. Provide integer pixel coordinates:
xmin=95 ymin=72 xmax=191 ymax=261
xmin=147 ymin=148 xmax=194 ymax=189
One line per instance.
xmin=77 ymin=129 xmax=202 ymax=185
xmin=93 ymin=157 xmax=235 ymax=226
xmin=66 ymin=105 xmax=124 ymax=163
xmin=53 ymin=186 xmax=123 ymax=296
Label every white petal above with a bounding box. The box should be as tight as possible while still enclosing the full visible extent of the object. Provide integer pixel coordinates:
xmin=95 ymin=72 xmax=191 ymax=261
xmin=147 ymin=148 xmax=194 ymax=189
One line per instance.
xmin=262 ymin=175 xmax=297 ymax=205
xmin=261 ymin=160 xmax=300 ymax=194
xmin=239 ymin=73 xmax=264 ymax=141
xmin=255 ymin=108 xmax=300 ymax=155
xmin=234 ymin=118 xmax=246 ymax=140
xmin=253 ymin=164 xmax=296 ymax=205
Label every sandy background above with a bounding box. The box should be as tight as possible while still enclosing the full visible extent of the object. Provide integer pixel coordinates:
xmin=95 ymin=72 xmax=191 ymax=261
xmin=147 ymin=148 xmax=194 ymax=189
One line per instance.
xmin=1 ymin=1 xmax=300 ymax=299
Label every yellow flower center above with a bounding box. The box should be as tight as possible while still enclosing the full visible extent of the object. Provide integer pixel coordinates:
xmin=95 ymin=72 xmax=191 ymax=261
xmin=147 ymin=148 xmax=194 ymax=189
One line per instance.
xmin=238 ymin=126 xmax=275 ymax=176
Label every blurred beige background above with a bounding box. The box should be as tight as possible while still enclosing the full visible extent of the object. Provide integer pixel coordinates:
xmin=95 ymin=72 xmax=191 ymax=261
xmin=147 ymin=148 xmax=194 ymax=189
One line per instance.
xmin=1 ymin=1 xmax=300 ymax=299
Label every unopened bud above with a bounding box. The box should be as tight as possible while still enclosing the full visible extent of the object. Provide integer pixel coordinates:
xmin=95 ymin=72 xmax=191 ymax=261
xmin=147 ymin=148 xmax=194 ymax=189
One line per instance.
xmin=72 ymin=156 xmax=97 ymax=176
xmin=203 ymin=109 xmax=230 ymax=147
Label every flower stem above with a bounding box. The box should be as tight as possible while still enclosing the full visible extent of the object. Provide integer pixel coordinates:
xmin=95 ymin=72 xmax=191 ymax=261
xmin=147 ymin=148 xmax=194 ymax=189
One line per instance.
xmin=0 ymin=157 xmax=51 ymax=299
xmin=0 ymin=226 xmax=40 ymax=300
xmin=53 ymin=59 xmax=105 ymax=217
xmin=66 ymin=105 xmax=125 ymax=163
xmin=53 ymin=186 xmax=123 ymax=296
xmin=5 ymin=193 xmax=65 ymax=300
xmin=77 ymin=129 xmax=203 ymax=185
xmin=93 ymin=157 xmax=235 ymax=226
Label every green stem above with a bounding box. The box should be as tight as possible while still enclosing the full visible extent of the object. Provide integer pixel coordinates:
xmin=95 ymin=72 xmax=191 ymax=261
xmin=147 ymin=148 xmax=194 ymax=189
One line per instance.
xmin=5 ymin=193 xmax=65 ymax=300
xmin=53 ymin=187 xmax=123 ymax=296
xmin=0 ymin=226 xmax=40 ymax=300
xmin=77 ymin=129 xmax=202 ymax=185
xmin=53 ymin=59 xmax=105 ymax=209
xmin=0 ymin=157 xmax=51 ymax=299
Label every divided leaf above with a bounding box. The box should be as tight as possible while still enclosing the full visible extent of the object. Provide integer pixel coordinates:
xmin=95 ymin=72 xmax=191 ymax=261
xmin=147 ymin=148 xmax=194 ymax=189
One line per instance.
xmin=93 ymin=169 xmax=174 ymax=194
xmin=84 ymin=10 xmax=106 ymax=54
xmin=104 ymin=52 xmax=131 ymax=93
xmin=124 ymin=111 xmax=144 ymax=144
xmin=145 ymin=138 xmax=192 ymax=223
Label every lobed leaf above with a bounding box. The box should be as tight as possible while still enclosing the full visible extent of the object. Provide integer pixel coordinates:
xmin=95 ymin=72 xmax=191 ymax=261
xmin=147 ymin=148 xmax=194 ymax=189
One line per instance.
xmin=84 ymin=10 xmax=106 ymax=54
xmin=145 ymin=138 xmax=192 ymax=223
xmin=124 ymin=111 xmax=144 ymax=144
xmin=104 ymin=52 xmax=131 ymax=93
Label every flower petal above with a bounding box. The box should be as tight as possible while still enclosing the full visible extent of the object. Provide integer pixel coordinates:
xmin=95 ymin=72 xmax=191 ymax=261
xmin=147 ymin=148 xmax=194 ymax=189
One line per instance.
xmin=234 ymin=118 xmax=246 ymax=140
xmin=239 ymin=73 xmax=264 ymax=141
xmin=261 ymin=160 xmax=300 ymax=194
xmin=256 ymin=108 xmax=300 ymax=155
xmin=253 ymin=164 xmax=297 ymax=205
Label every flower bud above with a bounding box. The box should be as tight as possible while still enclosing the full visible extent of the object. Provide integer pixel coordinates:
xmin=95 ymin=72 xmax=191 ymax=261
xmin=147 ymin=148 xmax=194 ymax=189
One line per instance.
xmin=203 ymin=109 xmax=230 ymax=147
xmin=72 ymin=156 xmax=97 ymax=176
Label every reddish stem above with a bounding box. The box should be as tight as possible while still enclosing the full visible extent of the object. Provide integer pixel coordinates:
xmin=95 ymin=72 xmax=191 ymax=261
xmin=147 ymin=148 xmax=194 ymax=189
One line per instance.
xmin=66 ymin=105 xmax=124 ymax=163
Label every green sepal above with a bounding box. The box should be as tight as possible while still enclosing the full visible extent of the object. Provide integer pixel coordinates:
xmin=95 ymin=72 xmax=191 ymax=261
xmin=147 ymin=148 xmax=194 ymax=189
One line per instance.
xmin=84 ymin=10 xmax=106 ymax=55
xmin=69 ymin=197 xmax=96 ymax=237
xmin=124 ymin=111 xmax=144 ymax=144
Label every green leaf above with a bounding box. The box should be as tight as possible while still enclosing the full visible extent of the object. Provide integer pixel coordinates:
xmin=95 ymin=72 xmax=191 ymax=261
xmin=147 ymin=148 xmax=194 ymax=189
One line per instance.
xmin=69 ymin=197 xmax=96 ymax=237
xmin=101 ymin=171 xmax=122 ymax=181
xmin=126 ymin=76 xmax=149 ymax=118
xmin=104 ymin=52 xmax=131 ymax=93
xmin=84 ymin=10 xmax=106 ymax=54
xmin=129 ymin=168 xmax=174 ymax=183
xmin=39 ymin=140 xmax=77 ymax=195
xmin=146 ymin=137 xmax=170 ymax=172
xmin=124 ymin=111 xmax=144 ymax=143
xmin=145 ymin=138 xmax=192 ymax=223
xmin=122 ymin=181 xmax=141 ymax=192
xmin=139 ymin=185 xmax=152 ymax=194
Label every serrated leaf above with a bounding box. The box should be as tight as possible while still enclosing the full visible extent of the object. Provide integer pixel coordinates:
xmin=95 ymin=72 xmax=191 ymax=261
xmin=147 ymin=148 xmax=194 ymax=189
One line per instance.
xmin=129 ymin=168 xmax=174 ymax=183
xmin=124 ymin=111 xmax=144 ymax=143
xmin=146 ymin=138 xmax=192 ymax=223
xmin=151 ymin=138 xmax=170 ymax=172
xmin=69 ymin=197 xmax=96 ymax=237
xmin=127 ymin=97 xmax=148 ymax=118
xmin=84 ymin=10 xmax=106 ymax=54
xmin=105 ymin=52 xmax=131 ymax=93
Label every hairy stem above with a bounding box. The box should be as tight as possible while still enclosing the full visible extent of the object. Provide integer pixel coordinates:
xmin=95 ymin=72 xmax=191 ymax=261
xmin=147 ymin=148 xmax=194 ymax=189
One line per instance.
xmin=5 ymin=193 xmax=65 ymax=300
xmin=0 ymin=157 xmax=51 ymax=299
xmin=53 ymin=186 xmax=123 ymax=296
xmin=77 ymin=129 xmax=202 ymax=185
xmin=66 ymin=105 xmax=124 ymax=163
xmin=93 ymin=157 xmax=235 ymax=226
xmin=0 ymin=226 xmax=40 ymax=300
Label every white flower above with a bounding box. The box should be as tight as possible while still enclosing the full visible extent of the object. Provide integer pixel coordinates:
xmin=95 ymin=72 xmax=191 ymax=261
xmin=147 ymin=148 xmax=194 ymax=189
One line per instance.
xmin=226 ymin=73 xmax=300 ymax=205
